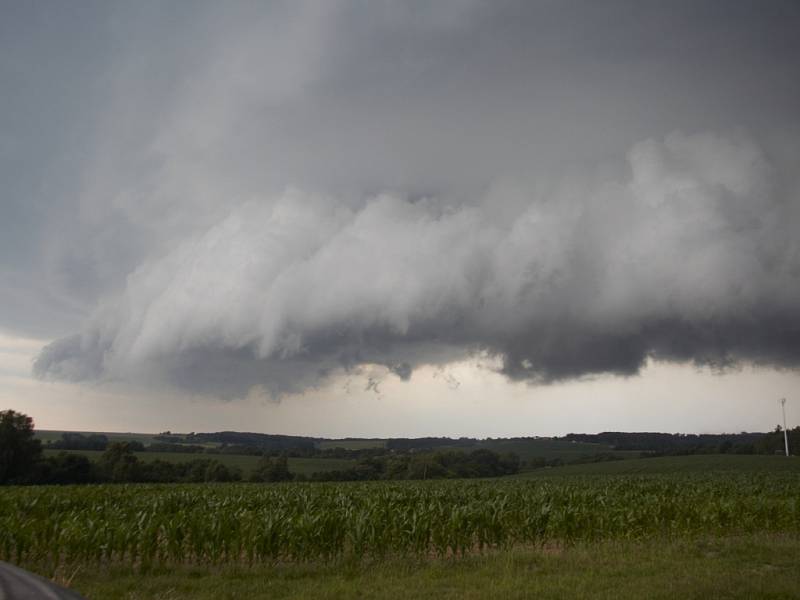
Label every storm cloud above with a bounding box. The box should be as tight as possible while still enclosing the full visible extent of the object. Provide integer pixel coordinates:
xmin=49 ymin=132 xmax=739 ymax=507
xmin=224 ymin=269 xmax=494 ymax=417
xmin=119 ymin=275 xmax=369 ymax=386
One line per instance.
xmin=34 ymin=130 xmax=800 ymax=395
xmin=2 ymin=1 xmax=799 ymax=397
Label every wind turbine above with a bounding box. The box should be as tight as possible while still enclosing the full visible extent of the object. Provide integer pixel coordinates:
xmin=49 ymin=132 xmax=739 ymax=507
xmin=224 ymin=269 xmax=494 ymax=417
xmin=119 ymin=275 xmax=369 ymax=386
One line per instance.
xmin=780 ymin=398 xmax=789 ymax=457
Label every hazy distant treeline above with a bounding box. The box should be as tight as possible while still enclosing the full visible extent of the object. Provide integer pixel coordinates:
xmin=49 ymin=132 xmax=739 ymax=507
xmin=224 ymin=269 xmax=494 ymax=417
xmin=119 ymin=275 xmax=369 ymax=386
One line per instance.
xmin=564 ymin=430 xmax=799 ymax=456
xmin=43 ymin=428 xmax=798 ymax=460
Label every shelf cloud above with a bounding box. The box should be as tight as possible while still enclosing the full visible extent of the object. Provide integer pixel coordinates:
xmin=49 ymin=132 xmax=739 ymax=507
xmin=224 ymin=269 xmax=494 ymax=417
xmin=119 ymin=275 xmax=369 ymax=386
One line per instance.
xmin=1 ymin=1 xmax=797 ymax=398
xmin=34 ymin=131 xmax=800 ymax=395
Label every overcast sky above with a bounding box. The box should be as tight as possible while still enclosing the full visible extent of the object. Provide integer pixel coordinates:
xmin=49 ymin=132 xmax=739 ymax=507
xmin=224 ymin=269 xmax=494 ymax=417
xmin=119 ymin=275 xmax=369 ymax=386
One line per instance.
xmin=2 ymin=1 xmax=799 ymax=436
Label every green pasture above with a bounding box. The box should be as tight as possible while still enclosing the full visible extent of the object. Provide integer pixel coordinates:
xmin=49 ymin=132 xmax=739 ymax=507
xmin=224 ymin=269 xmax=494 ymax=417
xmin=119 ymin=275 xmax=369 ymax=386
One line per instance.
xmin=476 ymin=438 xmax=639 ymax=461
xmin=35 ymin=429 xmax=170 ymax=446
xmin=41 ymin=449 xmax=355 ymax=476
xmin=317 ymin=439 xmax=387 ymax=450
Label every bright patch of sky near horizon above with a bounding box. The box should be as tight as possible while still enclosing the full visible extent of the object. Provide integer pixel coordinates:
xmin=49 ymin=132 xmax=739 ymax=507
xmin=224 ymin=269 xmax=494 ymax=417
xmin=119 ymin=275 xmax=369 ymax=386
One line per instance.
xmin=2 ymin=331 xmax=796 ymax=436
xmin=2 ymin=1 xmax=800 ymax=436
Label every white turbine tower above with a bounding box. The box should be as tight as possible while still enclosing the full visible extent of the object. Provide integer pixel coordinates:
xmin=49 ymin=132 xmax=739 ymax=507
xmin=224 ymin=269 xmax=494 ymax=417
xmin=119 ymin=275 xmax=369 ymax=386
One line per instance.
xmin=780 ymin=398 xmax=789 ymax=457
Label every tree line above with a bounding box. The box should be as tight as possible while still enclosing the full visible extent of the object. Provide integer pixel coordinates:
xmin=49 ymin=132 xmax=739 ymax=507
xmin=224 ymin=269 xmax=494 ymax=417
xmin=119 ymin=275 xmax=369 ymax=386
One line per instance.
xmin=44 ymin=427 xmax=798 ymax=459
xmin=563 ymin=429 xmax=799 ymax=456
xmin=1 ymin=411 xmax=244 ymax=485
xmin=2 ymin=410 xmax=520 ymax=485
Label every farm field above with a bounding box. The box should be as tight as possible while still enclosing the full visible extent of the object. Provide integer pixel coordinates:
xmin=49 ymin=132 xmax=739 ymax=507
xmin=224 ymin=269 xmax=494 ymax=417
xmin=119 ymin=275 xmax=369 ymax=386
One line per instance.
xmin=3 ymin=456 xmax=800 ymax=598
xmin=42 ymin=449 xmax=355 ymax=477
xmin=3 ymin=467 xmax=799 ymax=566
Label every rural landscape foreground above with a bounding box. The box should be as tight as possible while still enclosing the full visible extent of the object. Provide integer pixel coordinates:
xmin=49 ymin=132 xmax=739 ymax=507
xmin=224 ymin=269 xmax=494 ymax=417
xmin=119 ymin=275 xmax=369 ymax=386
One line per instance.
xmin=1 ymin=415 xmax=799 ymax=598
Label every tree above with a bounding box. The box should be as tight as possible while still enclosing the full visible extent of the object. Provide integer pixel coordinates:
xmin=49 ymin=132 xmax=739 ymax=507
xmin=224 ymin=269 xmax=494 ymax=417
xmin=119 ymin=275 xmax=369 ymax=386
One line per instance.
xmin=39 ymin=452 xmax=96 ymax=484
xmin=249 ymin=455 xmax=275 ymax=482
xmin=204 ymin=461 xmax=239 ymax=482
xmin=250 ymin=454 xmax=293 ymax=482
xmin=0 ymin=410 xmax=43 ymax=484
xmin=100 ymin=442 xmax=141 ymax=482
xmin=269 ymin=455 xmax=293 ymax=482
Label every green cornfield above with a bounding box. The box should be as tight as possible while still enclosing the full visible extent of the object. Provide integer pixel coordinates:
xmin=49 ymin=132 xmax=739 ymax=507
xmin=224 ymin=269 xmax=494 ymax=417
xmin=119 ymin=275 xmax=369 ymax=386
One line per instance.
xmin=2 ymin=474 xmax=799 ymax=568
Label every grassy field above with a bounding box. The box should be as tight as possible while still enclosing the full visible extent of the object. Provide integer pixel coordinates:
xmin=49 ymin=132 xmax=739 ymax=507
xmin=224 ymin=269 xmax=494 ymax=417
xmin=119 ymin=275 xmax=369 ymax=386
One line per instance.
xmin=40 ymin=444 xmax=800 ymax=479
xmin=513 ymin=454 xmax=800 ymax=477
xmin=36 ymin=429 xmax=171 ymax=446
xmin=475 ymin=438 xmax=639 ymax=461
xmin=57 ymin=535 xmax=800 ymax=600
xmin=4 ymin=455 xmax=800 ymax=598
xmin=42 ymin=449 xmax=355 ymax=477
xmin=316 ymin=436 xmax=640 ymax=461
xmin=316 ymin=439 xmax=387 ymax=450
xmin=38 ymin=430 xmax=385 ymax=451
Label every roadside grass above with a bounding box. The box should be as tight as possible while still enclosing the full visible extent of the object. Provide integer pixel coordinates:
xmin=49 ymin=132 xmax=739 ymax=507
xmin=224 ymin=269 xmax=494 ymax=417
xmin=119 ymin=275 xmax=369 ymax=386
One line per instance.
xmin=57 ymin=534 xmax=800 ymax=600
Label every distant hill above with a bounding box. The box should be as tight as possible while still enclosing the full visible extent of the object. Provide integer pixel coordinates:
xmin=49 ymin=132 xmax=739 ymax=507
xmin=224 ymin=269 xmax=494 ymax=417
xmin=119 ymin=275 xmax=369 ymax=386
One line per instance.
xmin=36 ymin=428 xmax=791 ymax=464
xmin=562 ymin=431 xmax=765 ymax=452
xmin=563 ymin=429 xmax=798 ymax=456
xmin=182 ymin=431 xmax=318 ymax=451
xmin=37 ymin=430 xmax=632 ymax=460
